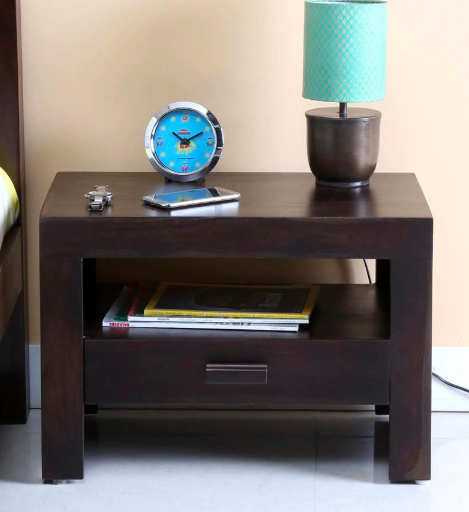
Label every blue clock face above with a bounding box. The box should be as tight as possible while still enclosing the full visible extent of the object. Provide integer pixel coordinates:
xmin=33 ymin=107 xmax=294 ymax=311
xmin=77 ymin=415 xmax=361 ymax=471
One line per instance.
xmin=152 ymin=109 xmax=217 ymax=176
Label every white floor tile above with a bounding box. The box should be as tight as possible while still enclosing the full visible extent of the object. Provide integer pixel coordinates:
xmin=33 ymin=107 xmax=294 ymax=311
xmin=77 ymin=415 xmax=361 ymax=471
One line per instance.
xmin=432 ymin=412 xmax=469 ymax=439
xmin=86 ymin=434 xmax=316 ymax=512
xmin=0 ymin=411 xmax=468 ymax=512
xmin=431 ymin=438 xmax=469 ymax=512
xmin=315 ymin=437 xmax=431 ymax=512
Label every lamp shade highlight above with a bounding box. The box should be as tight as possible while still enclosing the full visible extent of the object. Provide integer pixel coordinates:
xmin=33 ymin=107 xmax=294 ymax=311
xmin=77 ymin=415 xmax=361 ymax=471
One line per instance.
xmin=303 ymin=1 xmax=388 ymax=103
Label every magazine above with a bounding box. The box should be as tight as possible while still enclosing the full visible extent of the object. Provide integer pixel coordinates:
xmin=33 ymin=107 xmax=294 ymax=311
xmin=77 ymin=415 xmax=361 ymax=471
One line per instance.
xmin=129 ymin=285 xmax=310 ymax=324
xmin=103 ymin=286 xmax=300 ymax=332
xmin=144 ymin=283 xmax=319 ymax=320
xmin=102 ymin=286 xmax=134 ymax=326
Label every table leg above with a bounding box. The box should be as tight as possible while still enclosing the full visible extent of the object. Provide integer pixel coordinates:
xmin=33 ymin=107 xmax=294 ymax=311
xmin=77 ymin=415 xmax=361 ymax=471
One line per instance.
xmin=375 ymin=260 xmax=391 ymax=415
xmin=376 ymin=259 xmax=390 ymax=294
xmin=389 ymin=257 xmax=432 ymax=481
xmin=41 ymin=257 xmax=84 ymax=481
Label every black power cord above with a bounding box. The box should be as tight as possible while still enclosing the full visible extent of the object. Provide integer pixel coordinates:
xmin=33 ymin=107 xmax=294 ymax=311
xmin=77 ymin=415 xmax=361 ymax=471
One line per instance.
xmin=363 ymin=259 xmax=372 ymax=285
xmin=361 ymin=259 xmax=469 ymax=396
xmin=432 ymin=372 xmax=469 ymax=395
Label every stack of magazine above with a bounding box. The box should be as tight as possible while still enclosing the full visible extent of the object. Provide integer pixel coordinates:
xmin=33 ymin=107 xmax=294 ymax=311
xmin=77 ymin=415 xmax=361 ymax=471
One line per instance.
xmin=103 ymin=283 xmax=320 ymax=332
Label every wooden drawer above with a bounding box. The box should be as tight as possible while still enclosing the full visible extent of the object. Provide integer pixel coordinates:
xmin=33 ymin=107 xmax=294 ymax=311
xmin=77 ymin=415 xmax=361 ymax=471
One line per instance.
xmin=84 ymin=337 xmax=390 ymax=407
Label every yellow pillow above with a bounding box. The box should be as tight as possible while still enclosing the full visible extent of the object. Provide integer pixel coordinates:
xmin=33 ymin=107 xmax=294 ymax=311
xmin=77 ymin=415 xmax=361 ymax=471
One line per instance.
xmin=0 ymin=167 xmax=20 ymax=248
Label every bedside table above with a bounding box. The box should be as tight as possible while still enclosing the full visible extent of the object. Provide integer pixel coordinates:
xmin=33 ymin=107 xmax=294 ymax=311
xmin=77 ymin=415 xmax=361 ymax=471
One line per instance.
xmin=40 ymin=172 xmax=433 ymax=482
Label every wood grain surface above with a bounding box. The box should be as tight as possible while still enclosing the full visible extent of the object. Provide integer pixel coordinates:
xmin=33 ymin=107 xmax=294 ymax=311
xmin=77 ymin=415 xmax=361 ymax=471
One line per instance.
xmin=42 ymin=172 xmax=432 ymax=220
xmin=40 ymin=171 xmax=433 ymax=482
xmin=40 ymin=173 xmax=433 ymax=260
xmin=41 ymin=257 xmax=84 ymax=480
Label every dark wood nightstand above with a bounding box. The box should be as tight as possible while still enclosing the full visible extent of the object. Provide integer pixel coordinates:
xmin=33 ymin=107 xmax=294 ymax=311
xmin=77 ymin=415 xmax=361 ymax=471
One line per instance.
xmin=40 ymin=172 xmax=433 ymax=482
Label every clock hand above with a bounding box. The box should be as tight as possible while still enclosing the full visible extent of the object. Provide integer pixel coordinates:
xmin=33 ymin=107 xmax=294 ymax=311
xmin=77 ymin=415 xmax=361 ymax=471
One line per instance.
xmin=187 ymin=131 xmax=204 ymax=142
xmin=172 ymin=131 xmax=192 ymax=146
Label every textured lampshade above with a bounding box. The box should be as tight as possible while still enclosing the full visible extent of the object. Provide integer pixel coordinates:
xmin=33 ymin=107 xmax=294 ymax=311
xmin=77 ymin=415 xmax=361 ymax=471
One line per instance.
xmin=303 ymin=1 xmax=388 ymax=103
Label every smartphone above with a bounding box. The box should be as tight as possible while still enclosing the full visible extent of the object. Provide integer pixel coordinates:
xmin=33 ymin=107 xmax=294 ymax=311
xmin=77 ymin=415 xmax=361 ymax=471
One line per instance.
xmin=142 ymin=187 xmax=241 ymax=209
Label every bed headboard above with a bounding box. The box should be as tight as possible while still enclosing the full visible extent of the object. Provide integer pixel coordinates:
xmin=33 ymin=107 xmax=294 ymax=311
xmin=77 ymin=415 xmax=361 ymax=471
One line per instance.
xmin=0 ymin=0 xmax=27 ymax=327
xmin=0 ymin=0 xmax=24 ymax=196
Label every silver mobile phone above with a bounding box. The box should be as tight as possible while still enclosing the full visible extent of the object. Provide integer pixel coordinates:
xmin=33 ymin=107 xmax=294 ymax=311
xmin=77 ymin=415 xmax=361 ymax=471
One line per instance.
xmin=142 ymin=187 xmax=241 ymax=209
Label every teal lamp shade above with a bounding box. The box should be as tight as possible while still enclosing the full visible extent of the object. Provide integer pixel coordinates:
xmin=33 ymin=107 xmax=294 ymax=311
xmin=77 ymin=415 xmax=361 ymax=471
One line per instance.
xmin=303 ymin=1 xmax=388 ymax=103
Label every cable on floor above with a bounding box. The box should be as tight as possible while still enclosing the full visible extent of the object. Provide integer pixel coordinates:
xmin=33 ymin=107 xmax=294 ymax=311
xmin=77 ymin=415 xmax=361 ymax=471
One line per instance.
xmin=363 ymin=259 xmax=372 ymax=285
xmin=361 ymin=259 xmax=469 ymax=396
xmin=432 ymin=372 xmax=469 ymax=395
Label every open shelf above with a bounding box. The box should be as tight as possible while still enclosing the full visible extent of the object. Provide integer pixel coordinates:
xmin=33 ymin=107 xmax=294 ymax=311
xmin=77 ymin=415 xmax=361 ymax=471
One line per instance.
xmin=84 ymin=284 xmax=390 ymax=343
xmin=84 ymin=284 xmax=390 ymax=406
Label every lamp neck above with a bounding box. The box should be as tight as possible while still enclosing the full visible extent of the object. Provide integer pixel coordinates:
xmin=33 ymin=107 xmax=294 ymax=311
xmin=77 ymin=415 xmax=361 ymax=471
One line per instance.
xmin=339 ymin=102 xmax=348 ymax=118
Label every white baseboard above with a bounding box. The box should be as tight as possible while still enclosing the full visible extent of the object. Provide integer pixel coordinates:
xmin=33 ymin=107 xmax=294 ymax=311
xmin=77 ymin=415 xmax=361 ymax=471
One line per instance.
xmin=29 ymin=344 xmax=41 ymax=409
xmin=28 ymin=346 xmax=469 ymax=412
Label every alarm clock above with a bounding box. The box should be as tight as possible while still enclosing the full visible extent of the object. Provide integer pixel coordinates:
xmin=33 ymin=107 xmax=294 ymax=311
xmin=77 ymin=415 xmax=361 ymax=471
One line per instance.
xmin=145 ymin=102 xmax=224 ymax=182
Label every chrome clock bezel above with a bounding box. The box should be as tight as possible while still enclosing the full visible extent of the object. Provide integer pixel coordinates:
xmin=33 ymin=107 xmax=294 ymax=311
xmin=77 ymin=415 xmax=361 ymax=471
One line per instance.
xmin=144 ymin=101 xmax=224 ymax=183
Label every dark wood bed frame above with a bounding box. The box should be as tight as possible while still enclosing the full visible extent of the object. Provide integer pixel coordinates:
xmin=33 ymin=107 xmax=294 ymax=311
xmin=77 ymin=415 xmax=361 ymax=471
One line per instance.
xmin=0 ymin=0 xmax=29 ymax=424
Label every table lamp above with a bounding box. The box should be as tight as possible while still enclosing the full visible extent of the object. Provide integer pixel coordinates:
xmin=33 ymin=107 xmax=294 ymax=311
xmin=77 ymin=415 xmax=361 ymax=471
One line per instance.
xmin=303 ymin=0 xmax=388 ymax=188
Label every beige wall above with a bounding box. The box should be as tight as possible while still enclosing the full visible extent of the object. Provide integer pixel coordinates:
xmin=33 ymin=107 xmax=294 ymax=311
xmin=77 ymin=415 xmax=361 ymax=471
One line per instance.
xmin=21 ymin=0 xmax=466 ymax=347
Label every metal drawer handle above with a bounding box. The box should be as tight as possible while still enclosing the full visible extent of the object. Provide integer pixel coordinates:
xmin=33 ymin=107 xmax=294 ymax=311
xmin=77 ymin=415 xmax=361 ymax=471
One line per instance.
xmin=206 ymin=364 xmax=268 ymax=385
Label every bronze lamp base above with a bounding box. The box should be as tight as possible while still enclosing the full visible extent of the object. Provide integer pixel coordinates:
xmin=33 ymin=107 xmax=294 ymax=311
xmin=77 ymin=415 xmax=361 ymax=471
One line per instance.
xmin=306 ymin=106 xmax=382 ymax=188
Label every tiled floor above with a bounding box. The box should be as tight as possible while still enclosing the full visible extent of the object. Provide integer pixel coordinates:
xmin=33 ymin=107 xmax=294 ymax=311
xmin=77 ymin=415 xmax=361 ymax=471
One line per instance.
xmin=0 ymin=410 xmax=468 ymax=511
